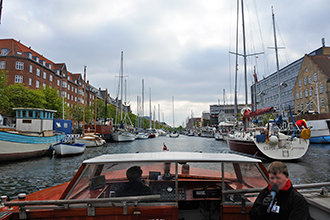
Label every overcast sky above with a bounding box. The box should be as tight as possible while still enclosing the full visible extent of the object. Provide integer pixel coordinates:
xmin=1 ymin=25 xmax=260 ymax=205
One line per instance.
xmin=1 ymin=0 xmax=329 ymax=127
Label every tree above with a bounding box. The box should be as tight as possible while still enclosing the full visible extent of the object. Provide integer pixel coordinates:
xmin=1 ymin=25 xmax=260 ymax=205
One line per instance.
xmin=42 ymin=86 xmax=63 ymax=118
xmin=0 ymin=70 xmax=9 ymax=113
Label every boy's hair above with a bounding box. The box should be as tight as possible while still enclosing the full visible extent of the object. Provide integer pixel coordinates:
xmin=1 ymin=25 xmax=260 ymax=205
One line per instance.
xmin=268 ymin=161 xmax=289 ymax=177
xmin=126 ymin=166 xmax=143 ymax=180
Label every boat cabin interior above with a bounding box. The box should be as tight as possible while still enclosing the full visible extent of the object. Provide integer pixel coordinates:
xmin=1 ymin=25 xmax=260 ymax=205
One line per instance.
xmin=1 ymin=152 xmax=269 ymax=220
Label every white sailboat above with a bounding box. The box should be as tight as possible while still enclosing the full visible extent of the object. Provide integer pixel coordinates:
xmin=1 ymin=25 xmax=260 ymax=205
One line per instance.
xmin=226 ymin=4 xmax=310 ymax=160
xmin=169 ymin=96 xmax=179 ymax=138
xmin=112 ymin=51 xmax=135 ymax=142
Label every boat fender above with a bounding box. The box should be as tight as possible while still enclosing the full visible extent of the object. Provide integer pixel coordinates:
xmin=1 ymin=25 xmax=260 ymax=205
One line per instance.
xmin=301 ymin=129 xmax=311 ymax=140
xmin=268 ymin=136 xmax=278 ymax=146
xmin=49 ymin=145 xmax=54 ymax=151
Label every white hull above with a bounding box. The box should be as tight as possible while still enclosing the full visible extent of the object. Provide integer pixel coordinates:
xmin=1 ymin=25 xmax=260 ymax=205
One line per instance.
xmin=53 ymin=143 xmax=86 ymax=156
xmin=169 ymin=133 xmax=179 ymax=138
xmin=214 ymin=132 xmax=223 ymax=140
xmin=112 ymin=130 xmax=136 ymax=142
xmin=136 ymin=133 xmax=149 ymax=139
xmin=227 ymin=130 xmax=309 ymax=160
xmin=77 ymin=135 xmax=106 ymax=147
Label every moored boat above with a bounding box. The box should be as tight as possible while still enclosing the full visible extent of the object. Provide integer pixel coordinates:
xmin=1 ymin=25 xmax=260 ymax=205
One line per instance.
xmin=53 ymin=139 xmax=86 ymax=157
xmin=169 ymin=131 xmax=179 ymax=138
xmin=77 ymin=133 xmax=106 ymax=147
xmin=0 ymin=108 xmax=65 ymax=162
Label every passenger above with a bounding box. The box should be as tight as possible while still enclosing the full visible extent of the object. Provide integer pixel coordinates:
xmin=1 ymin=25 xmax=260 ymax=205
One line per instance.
xmin=249 ymin=161 xmax=311 ymax=220
xmin=295 ymin=119 xmax=308 ymax=129
xmin=292 ymin=119 xmax=308 ymax=138
xmin=115 ymin=166 xmax=152 ymax=197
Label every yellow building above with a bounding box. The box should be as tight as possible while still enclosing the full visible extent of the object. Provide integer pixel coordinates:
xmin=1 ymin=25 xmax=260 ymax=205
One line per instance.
xmin=293 ymin=54 xmax=330 ymax=114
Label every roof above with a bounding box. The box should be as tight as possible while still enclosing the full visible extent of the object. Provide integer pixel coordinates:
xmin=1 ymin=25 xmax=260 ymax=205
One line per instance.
xmin=309 ymin=55 xmax=330 ymax=78
xmin=83 ymin=151 xmax=262 ymax=164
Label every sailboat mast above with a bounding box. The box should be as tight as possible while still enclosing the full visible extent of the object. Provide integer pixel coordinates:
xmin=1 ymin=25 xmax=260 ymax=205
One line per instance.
xmin=172 ymin=96 xmax=175 ymax=128
xmin=83 ymin=65 xmax=87 ymax=134
xmin=241 ymin=0 xmax=248 ymax=105
xmin=120 ymin=51 xmax=124 ymax=122
xmin=272 ymin=6 xmax=282 ymax=115
xmin=149 ymin=87 xmax=152 ymax=128
xmin=234 ymin=0 xmax=239 ymax=119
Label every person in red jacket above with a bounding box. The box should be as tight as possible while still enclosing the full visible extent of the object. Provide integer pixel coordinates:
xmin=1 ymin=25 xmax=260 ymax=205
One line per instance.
xmin=295 ymin=119 xmax=308 ymax=129
xmin=249 ymin=161 xmax=311 ymax=220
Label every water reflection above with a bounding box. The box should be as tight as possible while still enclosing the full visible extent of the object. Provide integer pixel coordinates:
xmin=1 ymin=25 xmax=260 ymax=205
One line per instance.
xmin=0 ymin=136 xmax=329 ymax=199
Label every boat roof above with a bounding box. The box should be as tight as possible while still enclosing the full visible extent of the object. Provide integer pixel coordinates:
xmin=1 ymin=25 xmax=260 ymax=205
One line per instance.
xmin=83 ymin=151 xmax=262 ymax=164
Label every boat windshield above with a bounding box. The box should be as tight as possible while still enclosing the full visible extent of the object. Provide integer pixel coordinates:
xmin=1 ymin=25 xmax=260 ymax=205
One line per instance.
xmin=65 ymin=161 xmax=268 ymax=201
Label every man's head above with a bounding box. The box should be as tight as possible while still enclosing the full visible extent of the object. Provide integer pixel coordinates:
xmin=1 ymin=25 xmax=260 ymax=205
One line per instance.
xmin=126 ymin=166 xmax=143 ymax=181
xmin=268 ymin=161 xmax=289 ymax=190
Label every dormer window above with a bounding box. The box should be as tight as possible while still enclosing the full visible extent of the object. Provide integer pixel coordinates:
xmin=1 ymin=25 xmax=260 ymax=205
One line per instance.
xmin=42 ymin=61 xmax=46 ymax=66
xmin=67 ymin=76 xmax=70 ymax=81
xmin=36 ymin=57 xmax=39 ymax=62
xmin=17 ymin=52 xmax=22 ymax=55
xmin=1 ymin=48 xmax=8 ymax=56
xmin=48 ymin=63 xmax=52 ymax=69
xmin=56 ymin=70 xmax=60 ymax=75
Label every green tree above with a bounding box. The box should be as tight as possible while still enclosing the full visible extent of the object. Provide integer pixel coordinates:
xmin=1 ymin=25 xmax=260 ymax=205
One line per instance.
xmin=0 ymin=70 xmax=9 ymax=112
xmin=42 ymin=86 xmax=63 ymax=118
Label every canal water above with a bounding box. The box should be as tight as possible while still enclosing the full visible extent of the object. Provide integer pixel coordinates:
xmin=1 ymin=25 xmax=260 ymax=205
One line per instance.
xmin=1 ymin=135 xmax=330 ymax=199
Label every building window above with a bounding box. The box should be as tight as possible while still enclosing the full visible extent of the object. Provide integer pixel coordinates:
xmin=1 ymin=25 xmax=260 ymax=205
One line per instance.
xmin=49 ymin=75 xmax=53 ymax=82
xmin=306 ymin=101 xmax=309 ymax=110
xmin=75 ymin=97 xmax=77 ymax=102
xmin=305 ymin=89 xmax=308 ymax=97
xmin=304 ymin=77 xmax=307 ymax=85
xmin=75 ymin=88 xmax=77 ymax=93
xmin=300 ymin=91 xmax=302 ymax=99
xmin=67 ymin=76 xmax=70 ymax=81
xmin=36 ymin=57 xmax=39 ymax=62
xmin=72 ymin=87 xmax=74 ymax=92
xmin=15 ymin=75 xmax=23 ymax=83
xmin=0 ymin=61 xmax=5 ymax=69
xmin=320 ymin=84 xmax=323 ymax=93
xmin=67 ymin=94 xmax=70 ymax=100
xmin=310 ymin=101 xmax=313 ymax=110
xmin=308 ymin=76 xmax=311 ymax=84
xmin=36 ymin=68 xmax=40 ymax=76
xmin=297 ymin=104 xmax=300 ymax=111
xmin=43 ymin=72 xmax=47 ymax=79
xmin=36 ymin=80 xmax=39 ymax=88
xmin=321 ymin=98 xmax=325 ymax=108
xmin=48 ymin=63 xmax=52 ymax=69
xmin=57 ymin=79 xmax=60 ymax=86
xmin=62 ymin=81 xmax=67 ymax=88
xmin=305 ymin=67 xmax=308 ymax=72
xmin=309 ymin=88 xmax=312 ymax=96
xmin=29 ymin=65 xmax=33 ymax=73
xmin=68 ymin=84 xmax=70 ymax=90
xmin=29 ymin=78 xmax=32 ymax=86
xmin=1 ymin=48 xmax=8 ymax=55
xmin=296 ymin=92 xmax=299 ymax=99
xmin=56 ymin=70 xmax=60 ymax=75
xmin=15 ymin=61 xmax=24 ymax=70
xmin=314 ymin=73 xmax=317 ymax=81
xmin=301 ymin=103 xmax=303 ymax=110
xmin=299 ymin=79 xmax=302 ymax=87
xmin=315 ymin=86 xmax=318 ymax=95
xmin=43 ymin=83 xmax=46 ymax=88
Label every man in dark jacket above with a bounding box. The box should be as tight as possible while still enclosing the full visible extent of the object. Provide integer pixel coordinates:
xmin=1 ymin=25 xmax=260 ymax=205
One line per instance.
xmin=249 ymin=161 xmax=310 ymax=220
xmin=115 ymin=166 xmax=153 ymax=197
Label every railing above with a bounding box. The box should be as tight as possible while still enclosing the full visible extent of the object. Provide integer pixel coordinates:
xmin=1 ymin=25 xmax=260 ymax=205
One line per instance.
xmin=5 ymin=195 xmax=162 ymax=219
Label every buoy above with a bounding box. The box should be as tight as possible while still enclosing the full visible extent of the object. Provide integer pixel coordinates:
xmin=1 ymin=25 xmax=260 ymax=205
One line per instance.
xmin=163 ymin=142 xmax=169 ymax=151
xmin=268 ymin=136 xmax=278 ymax=146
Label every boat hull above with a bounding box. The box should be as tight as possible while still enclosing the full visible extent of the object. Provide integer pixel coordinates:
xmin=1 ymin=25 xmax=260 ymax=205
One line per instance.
xmin=53 ymin=142 xmax=86 ymax=156
xmin=0 ymin=131 xmax=65 ymax=162
xmin=227 ymin=134 xmax=309 ymax=160
xmin=112 ymin=131 xmax=135 ymax=142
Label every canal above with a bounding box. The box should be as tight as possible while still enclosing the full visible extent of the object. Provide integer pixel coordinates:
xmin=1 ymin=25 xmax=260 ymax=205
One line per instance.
xmin=1 ymin=135 xmax=330 ymax=199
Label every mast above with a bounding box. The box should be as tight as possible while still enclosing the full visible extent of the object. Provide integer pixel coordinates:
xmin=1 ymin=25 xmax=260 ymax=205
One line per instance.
xmin=234 ymin=0 xmax=239 ymax=120
xmin=241 ymin=0 xmax=248 ymax=106
xmin=120 ymin=51 xmax=123 ymax=122
xmin=172 ymin=96 xmax=175 ymax=128
xmin=149 ymin=87 xmax=152 ymax=128
xmin=83 ymin=65 xmax=87 ymax=134
xmin=272 ymin=6 xmax=282 ymax=115
xmin=142 ymin=79 xmax=144 ymax=127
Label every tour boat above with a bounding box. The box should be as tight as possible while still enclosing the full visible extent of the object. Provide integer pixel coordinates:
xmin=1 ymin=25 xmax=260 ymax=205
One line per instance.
xmin=53 ymin=139 xmax=86 ymax=157
xmin=0 ymin=108 xmax=65 ymax=162
xmin=1 ymin=151 xmax=329 ymax=220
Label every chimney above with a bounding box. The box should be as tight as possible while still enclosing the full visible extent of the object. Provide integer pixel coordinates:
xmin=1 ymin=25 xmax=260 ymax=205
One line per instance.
xmin=322 ymin=38 xmax=325 ymax=47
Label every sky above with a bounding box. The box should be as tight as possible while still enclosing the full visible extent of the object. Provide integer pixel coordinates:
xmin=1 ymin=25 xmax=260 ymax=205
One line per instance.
xmin=1 ymin=0 xmax=329 ymax=127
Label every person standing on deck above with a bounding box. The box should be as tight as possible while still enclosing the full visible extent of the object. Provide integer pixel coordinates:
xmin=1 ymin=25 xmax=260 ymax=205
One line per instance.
xmin=249 ymin=161 xmax=311 ymax=220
